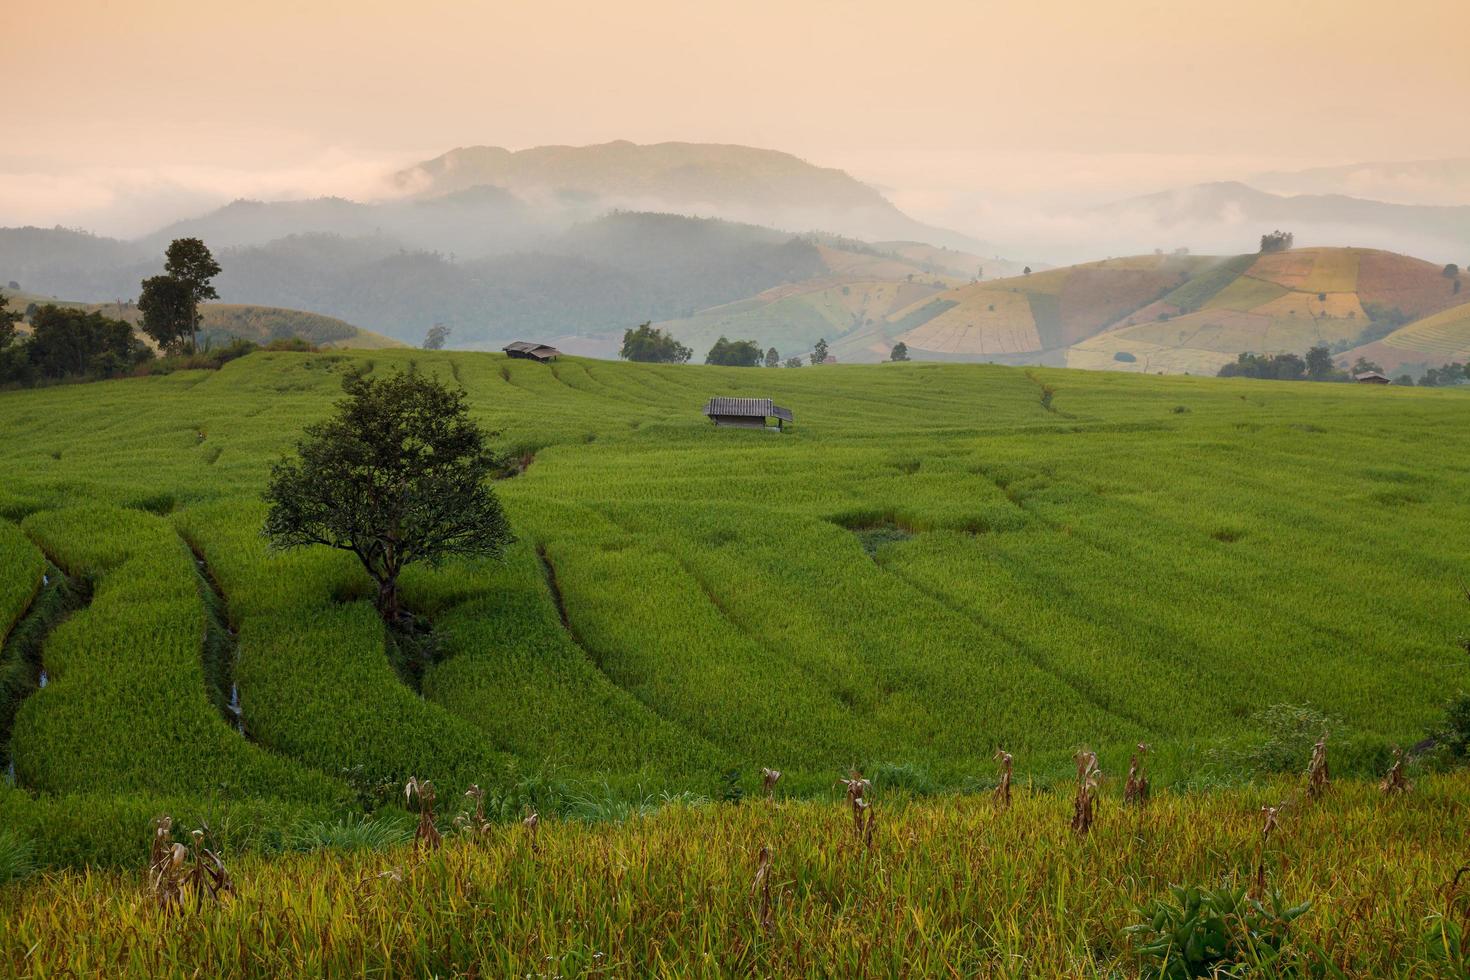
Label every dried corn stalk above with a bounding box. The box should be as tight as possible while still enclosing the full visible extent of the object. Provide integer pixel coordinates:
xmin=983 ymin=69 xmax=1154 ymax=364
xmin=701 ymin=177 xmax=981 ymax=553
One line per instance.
xmin=1070 ymin=750 xmax=1101 ymax=835
xmin=1251 ymin=804 xmax=1282 ymax=899
xmin=839 ymin=770 xmax=872 ymax=835
xmin=455 ymin=784 xmax=493 ymax=838
xmin=1379 ymin=747 xmax=1412 ymax=795
xmin=405 ymin=777 xmax=442 ymax=852
xmin=523 ymin=806 xmax=540 ymax=855
xmin=750 ymin=845 xmax=774 ymax=933
xmin=1305 ymin=733 xmax=1331 ymax=800
xmin=993 ymin=749 xmax=1013 ymax=811
xmin=1124 ymin=743 xmax=1150 ymax=807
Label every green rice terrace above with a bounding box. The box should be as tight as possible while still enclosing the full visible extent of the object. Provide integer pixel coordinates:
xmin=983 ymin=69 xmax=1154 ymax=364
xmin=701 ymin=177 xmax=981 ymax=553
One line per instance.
xmin=2 ymin=350 xmax=1469 ymax=976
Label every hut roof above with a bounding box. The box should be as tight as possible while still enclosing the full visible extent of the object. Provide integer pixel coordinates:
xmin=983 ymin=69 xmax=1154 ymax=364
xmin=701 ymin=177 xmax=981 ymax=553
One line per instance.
xmin=703 ymin=397 xmax=793 ymax=423
xmin=503 ymin=341 xmax=561 ymax=360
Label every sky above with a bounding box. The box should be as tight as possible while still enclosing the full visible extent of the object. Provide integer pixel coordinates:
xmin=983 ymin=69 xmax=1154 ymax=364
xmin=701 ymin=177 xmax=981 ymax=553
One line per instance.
xmin=7 ymin=0 xmax=1470 ymax=237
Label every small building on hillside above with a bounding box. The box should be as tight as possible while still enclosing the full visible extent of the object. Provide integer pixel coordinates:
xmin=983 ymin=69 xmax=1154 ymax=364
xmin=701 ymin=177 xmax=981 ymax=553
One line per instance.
xmin=1354 ymin=371 xmax=1392 ymax=384
xmin=703 ymin=397 xmax=793 ymax=431
xmin=503 ymin=341 xmax=561 ymax=362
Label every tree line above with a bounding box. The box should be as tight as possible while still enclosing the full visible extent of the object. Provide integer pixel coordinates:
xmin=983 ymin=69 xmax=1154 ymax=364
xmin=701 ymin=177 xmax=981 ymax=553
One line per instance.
xmin=1217 ymin=345 xmax=1469 ymax=386
xmin=618 ymin=323 xmax=911 ymax=367
xmin=1 ymin=239 xmax=260 ymax=387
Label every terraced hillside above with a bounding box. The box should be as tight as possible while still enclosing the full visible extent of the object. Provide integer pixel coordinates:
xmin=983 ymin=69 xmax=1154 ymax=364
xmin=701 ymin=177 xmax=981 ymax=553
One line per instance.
xmin=1339 ymin=301 xmax=1470 ymax=374
xmin=1 ymin=350 xmax=1466 ymax=831
xmin=1071 ymin=248 xmax=1466 ymax=375
xmin=664 ymin=247 xmax=1466 ymax=372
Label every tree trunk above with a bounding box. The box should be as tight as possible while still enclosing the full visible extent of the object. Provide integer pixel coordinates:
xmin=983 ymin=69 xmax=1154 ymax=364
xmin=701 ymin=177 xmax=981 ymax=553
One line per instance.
xmin=377 ymin=577 xmax=401 ymax=623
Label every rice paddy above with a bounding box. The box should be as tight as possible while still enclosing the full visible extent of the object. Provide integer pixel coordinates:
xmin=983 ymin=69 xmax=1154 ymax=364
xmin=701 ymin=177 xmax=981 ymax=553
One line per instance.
xmin=0 ymin=349 xmax=1467 ymax=974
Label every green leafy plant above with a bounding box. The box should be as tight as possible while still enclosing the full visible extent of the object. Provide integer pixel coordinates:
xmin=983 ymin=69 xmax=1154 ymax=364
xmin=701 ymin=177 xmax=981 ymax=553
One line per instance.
xmin=1125 ymin=883 xmax=1310 ymax=978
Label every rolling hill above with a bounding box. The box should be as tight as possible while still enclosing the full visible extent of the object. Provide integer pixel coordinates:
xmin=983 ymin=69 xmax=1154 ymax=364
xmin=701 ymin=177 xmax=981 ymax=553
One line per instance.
xmin=3 ymin=291 xmax=401 ymax=350
xmin=656 ymin=246 xmax=1467 ymax=372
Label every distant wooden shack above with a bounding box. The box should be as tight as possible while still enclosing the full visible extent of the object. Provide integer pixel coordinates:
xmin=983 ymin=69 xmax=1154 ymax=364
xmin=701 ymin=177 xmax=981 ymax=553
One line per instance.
xmin=1354 ymin=371 xmax=1392 ymax=384
xmin=503 ymin=341 xmax=561 ymax=362
xmin=703 ymin=397 xmax=793 ymax=431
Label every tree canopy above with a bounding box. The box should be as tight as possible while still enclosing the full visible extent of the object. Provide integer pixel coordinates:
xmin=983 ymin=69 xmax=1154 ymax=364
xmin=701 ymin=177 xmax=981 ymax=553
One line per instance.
xmin=1259 ymin=230 xmax=1294 ymax=254
xmin=810 ymin=338 xmax=830 ymax=365
xmin=0 ymin=293 xmax=18 ymax=350
xmin=704 ymin=336 xmax=763 ymax=367
xmin=620 ymin=322 xmax=692 ymax=363
xmin=764 ymin=346 xmax=780 ymax=368
xmin=263 ymin=369 xmax=513 ymax=622
xmin=139 ymin=238 xmax=221 ymax=353
xmin=890 ymin=341 xmax=910 ymax=362
xmin=25 ymin=305 xmax=148 ymax=379
xmin=423 ymin=324 xmax=451 ymax=350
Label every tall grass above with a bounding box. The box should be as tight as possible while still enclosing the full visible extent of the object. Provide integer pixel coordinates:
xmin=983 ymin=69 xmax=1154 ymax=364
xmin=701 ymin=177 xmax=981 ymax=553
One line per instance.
xmin=2 ymin=776 xmax=1468 ymax=976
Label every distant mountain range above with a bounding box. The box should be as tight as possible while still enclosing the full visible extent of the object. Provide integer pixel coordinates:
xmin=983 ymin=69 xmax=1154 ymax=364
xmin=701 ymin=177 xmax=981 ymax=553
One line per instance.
xmin=1252 ymin=158 xmax=1470 ymax=207
xmin=3 ymin=141 xmax=1468 ymax=374
xmin=1092 ymin=181 xmax=1470 ymax=263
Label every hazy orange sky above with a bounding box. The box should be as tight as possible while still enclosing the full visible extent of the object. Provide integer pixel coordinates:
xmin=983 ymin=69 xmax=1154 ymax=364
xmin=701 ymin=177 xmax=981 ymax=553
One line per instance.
xmin=8 ymin=0 xmax=1470 ymax=234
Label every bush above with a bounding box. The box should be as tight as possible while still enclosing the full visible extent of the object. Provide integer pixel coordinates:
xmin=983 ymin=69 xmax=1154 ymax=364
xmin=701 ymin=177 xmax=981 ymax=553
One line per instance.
xmin=1211 ymin=703 xmax=1337 ymax=775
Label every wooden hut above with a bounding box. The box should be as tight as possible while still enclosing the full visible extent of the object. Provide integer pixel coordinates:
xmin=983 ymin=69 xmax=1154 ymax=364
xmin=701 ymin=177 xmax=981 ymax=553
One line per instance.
xmin=703 ymin=397 xmax=793 ymax=431
xmin=1353 ymin=371 xmax=1392 ymax=384
xmin=503 ymin=341 xmax=561 ymax=362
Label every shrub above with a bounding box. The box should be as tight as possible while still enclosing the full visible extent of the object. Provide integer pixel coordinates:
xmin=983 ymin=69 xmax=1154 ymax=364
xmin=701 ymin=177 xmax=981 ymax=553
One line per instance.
xmin=1126 ymin=883 xmax=1310 ymax=978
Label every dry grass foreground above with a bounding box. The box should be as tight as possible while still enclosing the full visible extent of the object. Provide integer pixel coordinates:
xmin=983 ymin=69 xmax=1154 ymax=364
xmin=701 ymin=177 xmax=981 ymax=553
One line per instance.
xmin=3 ymin=775 xmax=1468 ymax=977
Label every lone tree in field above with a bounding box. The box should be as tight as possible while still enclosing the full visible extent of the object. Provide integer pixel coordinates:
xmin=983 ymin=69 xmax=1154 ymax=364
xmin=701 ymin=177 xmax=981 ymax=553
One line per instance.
xmin=139 ymin=238 xmax=221 ymax=353
xmin=810 ymin=337 xmax=829 ymax=365
xmin=764 ymin=346 xmax=780 ymax=368
xmin=422 ymin=323 xmax=451 ymax=350
xmin=890 ymin=341 xmax=909 ymax=362
xmin=263 ymin=369 xmax=513 ymax=623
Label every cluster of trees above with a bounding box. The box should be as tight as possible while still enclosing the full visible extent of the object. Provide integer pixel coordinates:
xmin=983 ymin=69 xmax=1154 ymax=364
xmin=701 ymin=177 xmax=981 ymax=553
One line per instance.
xmin=1260 ymin=230 xmax=1295 ymax=253
xmin=1218 ymin=345 xmax=1469 ymax=386
xmin=1407 ymin=362 xmax=1469 ymax=387
xmin=137 ymin=239 xmax=221 ymax=354
xmin=704 ymin=336 xmax=763 ymax=367
xmin=619 ymin=322 xmax=692 ymax=363
xmin=619 ymin=324 xmax=861 ymax=369
xmin=0 ymin=300 xmax=151 ymax=386
xmin=0 ymin=239 xmax=308 ymax=389
xmin=1218 ymin=346 xmax=1345 ymax=382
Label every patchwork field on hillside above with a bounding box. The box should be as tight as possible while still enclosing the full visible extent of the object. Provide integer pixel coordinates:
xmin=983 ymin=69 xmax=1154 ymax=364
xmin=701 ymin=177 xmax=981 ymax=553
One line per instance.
xmin=1341 ymin=301 xmax=1470 ymax=373
xmin=652 ymin=247 xmax=1467 ymax=374
xmin=1 ymin=351 xmax=1466 ymax=833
